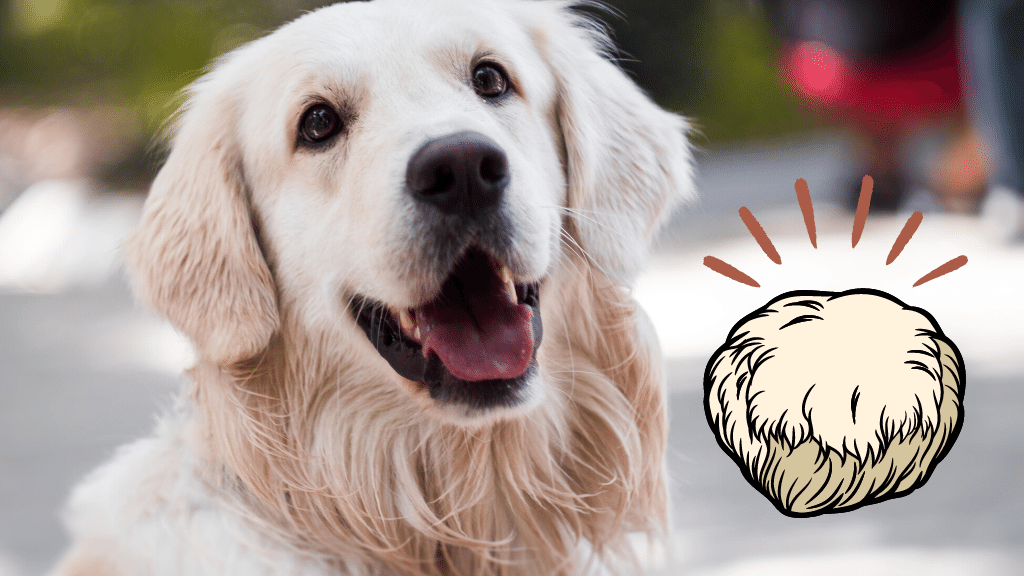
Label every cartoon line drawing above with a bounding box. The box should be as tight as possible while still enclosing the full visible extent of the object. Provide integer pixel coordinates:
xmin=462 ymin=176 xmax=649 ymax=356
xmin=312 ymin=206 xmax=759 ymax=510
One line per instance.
xmin=705 ymin=288 xmax=965 ymax=517
xmin=701 ymin=177 xmax=967 ymax=517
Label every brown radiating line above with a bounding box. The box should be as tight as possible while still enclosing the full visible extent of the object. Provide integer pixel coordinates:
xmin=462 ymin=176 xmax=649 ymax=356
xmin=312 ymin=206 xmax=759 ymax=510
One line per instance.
xmin=738 ymin=207 xmax=782 ymax=264
xmin=794 ymin=178 xmax=817 ymax=248
xmin=852 ymin=175 xmax=874 ymax=248
xmin=704 ymin=256 xmax=760 ymax=287
xmin=886 ymin=211 xmax=924 ymax=265
xmin=913 ymin=255 xmax=968 ymax=287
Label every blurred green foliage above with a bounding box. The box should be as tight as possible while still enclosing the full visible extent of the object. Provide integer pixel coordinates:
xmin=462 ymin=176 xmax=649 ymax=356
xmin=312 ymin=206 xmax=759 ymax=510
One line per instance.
xmin=690 ymin=2 xmax=813 ymax=142
xmin=0 ymin=0 xmax=810 ymax=167
xmin=0 ymin=0 xmax=322 ymax=125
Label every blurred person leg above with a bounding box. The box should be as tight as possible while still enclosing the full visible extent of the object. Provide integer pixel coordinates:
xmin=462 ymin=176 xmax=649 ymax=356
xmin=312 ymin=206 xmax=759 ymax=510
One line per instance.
xmin=962 ymin=0 xmax=1024 ymax=241
xmin=930 ymin=125 xmax=989 ymax=213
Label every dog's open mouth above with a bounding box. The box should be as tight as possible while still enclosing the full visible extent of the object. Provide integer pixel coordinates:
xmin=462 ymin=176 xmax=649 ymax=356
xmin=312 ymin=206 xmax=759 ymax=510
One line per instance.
xmin=352 ymin=248 xmax=542 ymax=409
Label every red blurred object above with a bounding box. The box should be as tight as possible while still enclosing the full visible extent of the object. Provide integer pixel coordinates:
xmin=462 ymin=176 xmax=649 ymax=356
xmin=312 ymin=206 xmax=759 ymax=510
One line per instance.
xmin=780 ymin=25 xmax=964 ymax=128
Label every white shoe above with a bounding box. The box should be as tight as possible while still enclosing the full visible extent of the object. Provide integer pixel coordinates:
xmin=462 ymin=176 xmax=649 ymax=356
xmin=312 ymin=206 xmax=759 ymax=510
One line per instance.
xmin=980 ymin=186 xmax=1024 ymax=243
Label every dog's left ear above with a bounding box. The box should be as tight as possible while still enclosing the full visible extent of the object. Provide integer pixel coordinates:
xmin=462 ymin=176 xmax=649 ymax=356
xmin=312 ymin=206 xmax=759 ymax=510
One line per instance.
xmin=532 ymin=5 xmax=695 ymax=284
xmin=124 ymin=76 xmax=279 ymax=365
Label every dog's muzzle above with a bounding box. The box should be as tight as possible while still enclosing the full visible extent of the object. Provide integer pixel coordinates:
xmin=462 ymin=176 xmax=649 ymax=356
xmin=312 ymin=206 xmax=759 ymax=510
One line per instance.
xmin=352 ymin=133 xmax=542 ymax=411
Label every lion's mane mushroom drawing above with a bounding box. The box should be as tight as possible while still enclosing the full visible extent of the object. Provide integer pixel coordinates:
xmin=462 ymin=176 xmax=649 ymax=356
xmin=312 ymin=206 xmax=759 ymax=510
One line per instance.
xmin=704 ymin=288 xmax=965 ymax=517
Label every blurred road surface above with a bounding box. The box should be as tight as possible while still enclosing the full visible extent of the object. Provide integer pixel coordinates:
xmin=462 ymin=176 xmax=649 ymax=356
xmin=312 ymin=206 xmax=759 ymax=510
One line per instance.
xmin=2 ymin=132 xmax=1022 ymax=575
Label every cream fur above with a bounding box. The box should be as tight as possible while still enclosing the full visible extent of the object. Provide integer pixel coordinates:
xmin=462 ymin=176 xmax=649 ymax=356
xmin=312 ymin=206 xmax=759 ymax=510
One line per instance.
xmin=704 ymin=290 xmax=965 ymax=517
xmin=53 ymin=1 xmax=694 ymax=575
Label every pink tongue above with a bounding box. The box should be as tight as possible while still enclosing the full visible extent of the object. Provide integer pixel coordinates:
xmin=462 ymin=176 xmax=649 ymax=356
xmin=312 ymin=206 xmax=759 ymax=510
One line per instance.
xmin=416 ymin=258 xmax=534 ymax=382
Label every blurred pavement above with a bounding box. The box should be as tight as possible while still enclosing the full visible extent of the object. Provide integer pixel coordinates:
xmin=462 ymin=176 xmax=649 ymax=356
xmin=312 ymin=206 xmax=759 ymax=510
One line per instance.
xmin=2 ymin=132 xmax=1022 ymax=575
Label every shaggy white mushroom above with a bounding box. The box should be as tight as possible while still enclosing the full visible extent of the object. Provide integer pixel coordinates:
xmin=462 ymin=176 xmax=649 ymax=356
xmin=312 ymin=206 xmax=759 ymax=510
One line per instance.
xmin=704 ymin=289 xmax=965 ymax=517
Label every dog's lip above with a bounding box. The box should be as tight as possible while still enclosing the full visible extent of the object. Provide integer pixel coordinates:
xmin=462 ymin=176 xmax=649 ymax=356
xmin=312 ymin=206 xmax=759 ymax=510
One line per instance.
xmin=350 ymin=250 xmax=543 ymax=408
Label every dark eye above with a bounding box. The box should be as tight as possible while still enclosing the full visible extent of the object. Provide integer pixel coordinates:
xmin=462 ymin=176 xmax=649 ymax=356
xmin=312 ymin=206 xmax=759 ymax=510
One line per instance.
xmin=299 ymin=103 xmax=342 ymax=144
xmin=472 ymin=62 xmax=510 ymax=99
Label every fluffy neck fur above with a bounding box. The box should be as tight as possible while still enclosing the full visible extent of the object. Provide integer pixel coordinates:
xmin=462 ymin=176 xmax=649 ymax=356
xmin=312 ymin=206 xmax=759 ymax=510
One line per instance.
xmin=188 ymin=257 xmax=668 ymax=576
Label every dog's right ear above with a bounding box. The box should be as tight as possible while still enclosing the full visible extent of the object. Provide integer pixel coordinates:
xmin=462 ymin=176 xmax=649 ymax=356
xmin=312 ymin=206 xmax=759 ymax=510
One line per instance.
xmin=125 ymin=80 xmax=279 ymax=365
xmin=527 ymin=3 xmax=695 ymax=286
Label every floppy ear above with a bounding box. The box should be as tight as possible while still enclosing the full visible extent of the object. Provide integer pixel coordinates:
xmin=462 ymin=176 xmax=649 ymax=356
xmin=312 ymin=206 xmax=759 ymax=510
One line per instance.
xmin=125 ymin=81 xmax=279 ymax=365
xmin=536 ymin=6 xmax=695 ymax=284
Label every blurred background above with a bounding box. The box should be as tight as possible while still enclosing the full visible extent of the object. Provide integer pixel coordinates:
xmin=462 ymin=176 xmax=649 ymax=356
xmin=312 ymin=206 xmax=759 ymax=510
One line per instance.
xmin=1 ymin=0 xmax=1022 ymax=574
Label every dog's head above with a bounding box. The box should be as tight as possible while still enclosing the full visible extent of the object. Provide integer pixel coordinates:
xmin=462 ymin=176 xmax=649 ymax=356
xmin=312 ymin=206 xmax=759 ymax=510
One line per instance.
xmin=127 ymin=0 xmax=693 ymax=424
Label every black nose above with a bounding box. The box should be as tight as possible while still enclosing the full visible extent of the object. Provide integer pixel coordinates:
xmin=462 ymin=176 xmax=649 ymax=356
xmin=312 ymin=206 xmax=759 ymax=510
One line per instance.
xmin=406 ymin=131 xmax=509 ymax=219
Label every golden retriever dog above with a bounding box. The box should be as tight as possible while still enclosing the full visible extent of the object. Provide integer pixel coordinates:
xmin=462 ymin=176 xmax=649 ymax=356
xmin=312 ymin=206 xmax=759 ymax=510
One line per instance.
xmin=53 ymin=1 xmax=694 ymax=574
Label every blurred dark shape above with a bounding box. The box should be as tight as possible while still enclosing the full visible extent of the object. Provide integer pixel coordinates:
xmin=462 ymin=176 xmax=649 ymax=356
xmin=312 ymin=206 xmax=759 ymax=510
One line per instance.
xmin=575 ymin=0 xmax=704 ymax=113
xmin=767 ymin=0 xmax=957 ymax=59
xmin=582 ymin=1 xmax=814 ymax=144
xmin=764 ymin=0 xmax=977 ymax=212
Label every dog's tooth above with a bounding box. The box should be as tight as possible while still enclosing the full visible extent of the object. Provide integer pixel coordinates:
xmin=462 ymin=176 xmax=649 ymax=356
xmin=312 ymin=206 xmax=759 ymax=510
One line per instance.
xmin=414 ymin=325 xmax=421 ymax=341
xmin=496 ymin=263 xmax=517 ymax=302
xmin=399 ymin=309 xmax=415 ymax=332
xmin=498 ymin=263 xmax=514 ymax=285
xmin=504 ymin=278 xmax=517 ymax=302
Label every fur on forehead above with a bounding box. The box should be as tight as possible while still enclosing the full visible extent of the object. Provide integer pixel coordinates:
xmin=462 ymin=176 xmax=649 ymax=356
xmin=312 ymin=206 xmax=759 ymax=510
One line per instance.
xmin=223 ymin=0 xmax=563 ymax=111
xmin=206 ymin=0 xmax=567 ymax=187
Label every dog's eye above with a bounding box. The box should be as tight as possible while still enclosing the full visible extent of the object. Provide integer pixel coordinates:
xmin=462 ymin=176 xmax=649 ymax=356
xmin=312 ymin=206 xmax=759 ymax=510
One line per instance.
xmin=299 ymin=104 xmax=342 ymax=144
xmin=472 ymin=62 xmax=509 ymax=99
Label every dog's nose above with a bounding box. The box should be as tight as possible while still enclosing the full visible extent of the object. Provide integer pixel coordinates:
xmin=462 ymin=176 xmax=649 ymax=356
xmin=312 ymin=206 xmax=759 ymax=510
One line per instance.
xmin=406 ymin=131 xmax=509 ymax=219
